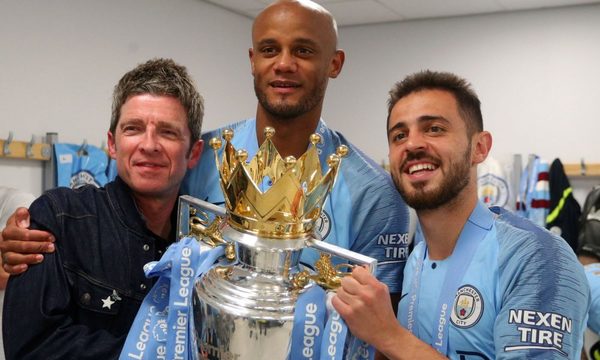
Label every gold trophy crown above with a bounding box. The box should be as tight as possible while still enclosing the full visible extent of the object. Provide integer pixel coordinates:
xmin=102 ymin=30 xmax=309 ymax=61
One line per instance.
xmin=209 ymin=127 xmax=348 ymax=239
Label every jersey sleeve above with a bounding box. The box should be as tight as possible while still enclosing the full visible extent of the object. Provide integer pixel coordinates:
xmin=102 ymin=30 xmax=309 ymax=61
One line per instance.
xmin=336 ymin=152 xmax=412 ymax=294
xmin=493 ymin=217 xmax=589 ymax=359
xmin=181 ymin=130 xmax=223 ymax=203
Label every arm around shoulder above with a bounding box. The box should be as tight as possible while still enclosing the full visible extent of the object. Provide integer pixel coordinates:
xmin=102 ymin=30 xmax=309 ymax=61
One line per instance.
xmin=0 ymin=206 xmax=55 ymax=275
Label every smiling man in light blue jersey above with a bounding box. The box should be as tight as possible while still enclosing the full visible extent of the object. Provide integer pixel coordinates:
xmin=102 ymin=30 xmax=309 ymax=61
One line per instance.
xmin=183 ymin=0 xmax=412 ymax=296
xmin=333 ymin=70 xmax=589 ymax=359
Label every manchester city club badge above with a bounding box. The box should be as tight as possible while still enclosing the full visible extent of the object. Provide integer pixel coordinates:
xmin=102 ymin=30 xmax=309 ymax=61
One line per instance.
xmin=451 ymin=285 xmax=484 ymax=328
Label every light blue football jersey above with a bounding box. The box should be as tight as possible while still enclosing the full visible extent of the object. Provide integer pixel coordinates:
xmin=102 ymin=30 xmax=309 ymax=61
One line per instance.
xmin=585 ymin=263 xmax=600 ymax=334
xmin=399 ymin=202 xmax=589 ymax=359
xmin=182 ymin=118 xmax=412 ymax=292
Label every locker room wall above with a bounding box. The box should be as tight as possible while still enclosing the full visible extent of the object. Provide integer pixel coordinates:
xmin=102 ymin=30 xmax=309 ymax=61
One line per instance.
xmin=0 ymin=0 xmax=255 ymax=196
xmin=1 ymin=1 xmax=598 ymax=200
xmin=323 ymin=3 xmax=600 ymax=205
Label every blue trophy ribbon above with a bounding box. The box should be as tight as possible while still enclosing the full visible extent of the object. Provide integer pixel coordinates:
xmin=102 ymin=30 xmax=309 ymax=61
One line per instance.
xmin=120 ymin=237 xmax=224 ymax=360
xmin=345 ymin=334 xmax=375 ymax=360
xmin=290 ymin=285 xmax=327 ymax=359
xmin=289 ymin=286 xmax=374 ymax=360
xmin=320 ymin=307 xmax=347 ymax=360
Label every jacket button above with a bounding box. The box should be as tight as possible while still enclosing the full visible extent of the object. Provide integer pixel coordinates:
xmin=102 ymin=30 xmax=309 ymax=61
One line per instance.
xmin=140 ymin=283 xmax=147 ymax=290
xmin=143 ymin=244 xmax=150 ymax=251
xmin=80 ymin=293 xmax=91 ymax=305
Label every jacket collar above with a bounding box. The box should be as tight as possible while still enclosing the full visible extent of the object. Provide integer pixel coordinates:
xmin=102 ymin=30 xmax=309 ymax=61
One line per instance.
xmin=106 ymin=176 xmax=149 ymax=237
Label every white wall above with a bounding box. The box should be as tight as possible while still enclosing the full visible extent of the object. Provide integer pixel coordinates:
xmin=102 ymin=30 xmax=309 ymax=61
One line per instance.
xmin=323 ymin=3 xmax=600 ymax=205
xmin=325 ymin=3 xmax=600 ymax=169
xmin=1 ymin=1 xmax=599 ymax=201
xmin=0 ymin=0 xmax=255 ymax=196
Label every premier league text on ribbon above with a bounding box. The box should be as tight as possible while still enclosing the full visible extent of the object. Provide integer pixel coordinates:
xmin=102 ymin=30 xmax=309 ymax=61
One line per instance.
xmin=126 ymin=309 xmax=167 ymax=359
xmin=173 ymin=246 xmax=194 ymax=359
xmin=303 ymin=303 xmax=321 ymax=358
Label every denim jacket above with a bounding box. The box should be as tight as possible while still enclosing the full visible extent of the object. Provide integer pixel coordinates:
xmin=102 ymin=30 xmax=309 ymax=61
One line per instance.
xmin=3 ymin=177 xmax=173 ymax=359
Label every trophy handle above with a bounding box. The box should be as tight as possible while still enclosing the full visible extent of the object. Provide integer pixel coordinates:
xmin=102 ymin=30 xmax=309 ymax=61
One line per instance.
xmin=178 ymin=195 xmax=225 ymax=240
xmin=305 ymin=238 xmax=377 ymax=275
xmin=178 ymin=195 xmax=236 ymax=260
xmin=292 ymin=238 xmax=378 ymax=291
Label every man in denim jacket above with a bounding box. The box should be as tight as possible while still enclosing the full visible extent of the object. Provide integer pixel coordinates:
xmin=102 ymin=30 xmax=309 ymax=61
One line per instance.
xmin=2 ymin=58 xmax=204 ymax=359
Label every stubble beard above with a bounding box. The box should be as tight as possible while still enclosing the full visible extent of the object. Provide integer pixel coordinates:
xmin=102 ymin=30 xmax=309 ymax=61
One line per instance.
xmin=393 ymin=145 xmax=472 ymax=211
xmin=254 ymin=78 xmax=326 ymax=120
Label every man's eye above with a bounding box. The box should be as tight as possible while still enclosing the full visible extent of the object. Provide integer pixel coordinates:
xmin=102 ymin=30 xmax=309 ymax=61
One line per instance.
xmin=296 ymin=48 xmax=313 ymax=56
xmin=429 ymin=126 xmax=444 ymax=133
xmin=392 ymin=132 xmax=406 ymax=142
xmin=261 ymin=47 xmax=277 ymax=55
xmin=122 ymin=125 xmax=140 ymax=133
xmin=162 ymin=129 xmax=178 ymax=138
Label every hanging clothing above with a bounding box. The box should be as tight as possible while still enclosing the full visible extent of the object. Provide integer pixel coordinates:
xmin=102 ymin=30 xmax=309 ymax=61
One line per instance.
xmin=546 ymin=158 xmax=581 ymax=252
xmin=517 ymin=155 xmax=550 ymax=227
xmin=477 ymin=156 xmax=510 ymax=208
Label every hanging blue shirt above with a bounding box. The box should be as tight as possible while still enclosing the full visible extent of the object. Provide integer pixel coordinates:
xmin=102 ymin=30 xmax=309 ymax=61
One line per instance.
xmin=182 ymin=118 xmax=412 ymax=292
xmin=399 ymin=202 xmax=589 ymax=359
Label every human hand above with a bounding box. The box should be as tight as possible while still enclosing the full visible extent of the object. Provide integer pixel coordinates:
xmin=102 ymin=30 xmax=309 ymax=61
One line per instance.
xmin=0 ymin=207 xmax=54 ymax=274
xmin=332 ymin=266 xmax=402 ymax=350
xmin=0 ymin=248 xmax=8 ymax=289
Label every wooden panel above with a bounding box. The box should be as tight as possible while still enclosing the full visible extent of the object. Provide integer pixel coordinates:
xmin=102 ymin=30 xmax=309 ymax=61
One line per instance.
xmin=0 ymin=139 xmax=52 ymax=161
xmin=563 ymin=163 xmax=600 ymax=177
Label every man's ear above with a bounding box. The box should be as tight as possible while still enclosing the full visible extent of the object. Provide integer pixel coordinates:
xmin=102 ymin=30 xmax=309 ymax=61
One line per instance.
xmin=472 ymin=131 xmax=492 ymax=165
xmin=187 ymin=140 xmax=203 ymax=169
xmin=249 ymin=48 xmax=256 ymax=76
xmin=329 ymin=49 xmax=345 ymax=79
xmin=107 ymin=131 xmax=117 ymax=160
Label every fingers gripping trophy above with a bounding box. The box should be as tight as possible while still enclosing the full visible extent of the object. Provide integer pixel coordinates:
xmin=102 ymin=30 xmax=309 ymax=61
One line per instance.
xmin=179 ymin=127 xmax=377 ymax=360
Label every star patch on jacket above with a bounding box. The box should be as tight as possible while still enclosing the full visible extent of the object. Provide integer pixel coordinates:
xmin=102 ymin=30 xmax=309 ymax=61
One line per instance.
xmin=101 ymin=290 xmax=122 ymax=310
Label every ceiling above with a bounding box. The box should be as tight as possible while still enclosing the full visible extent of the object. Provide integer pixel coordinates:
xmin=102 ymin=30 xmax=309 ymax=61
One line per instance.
xmin=200 ymin=0 xmax=600 ymax=26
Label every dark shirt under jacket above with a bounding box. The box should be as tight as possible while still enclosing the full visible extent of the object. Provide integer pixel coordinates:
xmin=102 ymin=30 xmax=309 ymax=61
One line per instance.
xmin=3 ymin=177 xmax=173 ymax=359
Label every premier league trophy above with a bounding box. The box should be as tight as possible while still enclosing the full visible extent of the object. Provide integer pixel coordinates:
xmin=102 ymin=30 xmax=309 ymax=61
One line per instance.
xmin=177 ymin=127 xmax=377 ymax=360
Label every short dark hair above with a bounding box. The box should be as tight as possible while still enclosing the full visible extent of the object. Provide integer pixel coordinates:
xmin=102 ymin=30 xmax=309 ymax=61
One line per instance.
xmin=110 ymin=58 xmax=204 ymax=145
xmin=387 ymin=70 xmax=483 ymax=136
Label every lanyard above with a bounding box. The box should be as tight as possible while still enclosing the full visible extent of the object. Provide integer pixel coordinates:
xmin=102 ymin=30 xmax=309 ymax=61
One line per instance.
xmin=405 ymin=204 xmax=490 ymax=355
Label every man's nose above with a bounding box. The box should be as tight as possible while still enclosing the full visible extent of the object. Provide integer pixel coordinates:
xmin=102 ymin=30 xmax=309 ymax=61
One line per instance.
xmin=405 ymin=131 xmax=426 ymax=152
xmin=273 ymin=51 xmax=297 ymax=73
xmin=139 ymin=130 xmax=160 ymax=153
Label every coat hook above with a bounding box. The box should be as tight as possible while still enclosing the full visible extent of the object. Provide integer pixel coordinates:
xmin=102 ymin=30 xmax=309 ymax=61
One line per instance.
xmin=3 ymin=131 xmax=14 ymax=156
xmin=78 ymin=139 xmax=88 ymax=156
xmin=26 ymin=135 xmax=35 ymax=158
xmin=580 ymin=158 xmax=587 ymax=176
